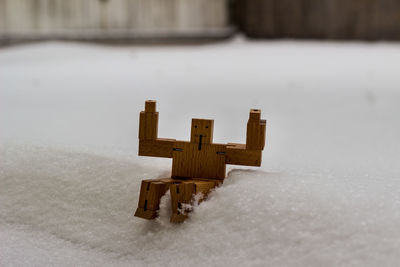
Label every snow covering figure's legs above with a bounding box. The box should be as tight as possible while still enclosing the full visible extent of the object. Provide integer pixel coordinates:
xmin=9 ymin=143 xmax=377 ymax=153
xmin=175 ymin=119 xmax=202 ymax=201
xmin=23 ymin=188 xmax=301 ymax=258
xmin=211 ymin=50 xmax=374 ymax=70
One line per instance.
xmin=134 ymin=178 xmax=172 ymax=220
xmin=170 ymin=179 xmax=218 ymax=223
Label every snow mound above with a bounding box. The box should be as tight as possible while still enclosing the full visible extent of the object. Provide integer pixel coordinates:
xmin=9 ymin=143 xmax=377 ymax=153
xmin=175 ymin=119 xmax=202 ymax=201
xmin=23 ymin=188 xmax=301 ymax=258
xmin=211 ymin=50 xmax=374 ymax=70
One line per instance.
xmin=2 ymin=144 xmax=400 ymax=266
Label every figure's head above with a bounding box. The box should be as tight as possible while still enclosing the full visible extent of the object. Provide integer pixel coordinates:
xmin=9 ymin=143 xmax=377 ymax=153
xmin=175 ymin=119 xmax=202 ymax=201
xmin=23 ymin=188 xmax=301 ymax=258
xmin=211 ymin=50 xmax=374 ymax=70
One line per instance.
xmin=191 ymin=119 xmax=214 ymax=144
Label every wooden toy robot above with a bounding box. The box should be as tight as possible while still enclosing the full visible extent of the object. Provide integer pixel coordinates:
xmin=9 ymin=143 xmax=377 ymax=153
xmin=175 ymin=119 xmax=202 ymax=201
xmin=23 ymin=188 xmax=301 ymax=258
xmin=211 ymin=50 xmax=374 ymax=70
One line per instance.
xmin=135 ymin=100 xmax=266 ymax=223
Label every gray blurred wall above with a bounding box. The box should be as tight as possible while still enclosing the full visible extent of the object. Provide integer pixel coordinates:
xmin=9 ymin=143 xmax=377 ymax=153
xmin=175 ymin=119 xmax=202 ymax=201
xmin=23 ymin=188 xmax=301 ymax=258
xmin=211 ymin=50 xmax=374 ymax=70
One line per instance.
xmin=0 ymin=0 xmax=230 ymax=42
xmin=236 ymin=0 xmax=400 ymax=40
xmin=2 ymin=0 xmax=400 ymax=43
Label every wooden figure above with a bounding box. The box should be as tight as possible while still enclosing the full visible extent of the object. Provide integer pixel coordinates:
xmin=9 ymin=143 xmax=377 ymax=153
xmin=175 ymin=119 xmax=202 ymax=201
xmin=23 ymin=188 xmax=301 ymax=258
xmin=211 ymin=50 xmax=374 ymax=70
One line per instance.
xmin=135 ymin=100 xmax=266 ymax=223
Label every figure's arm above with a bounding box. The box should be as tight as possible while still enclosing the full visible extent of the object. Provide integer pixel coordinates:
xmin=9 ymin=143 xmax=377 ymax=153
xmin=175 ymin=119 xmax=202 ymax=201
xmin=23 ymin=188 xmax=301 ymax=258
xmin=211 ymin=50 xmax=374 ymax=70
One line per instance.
xmin=138 ymin=100 xmax=175 ymax=158
xmin=225 ymin=109 xmax=266 ymax=166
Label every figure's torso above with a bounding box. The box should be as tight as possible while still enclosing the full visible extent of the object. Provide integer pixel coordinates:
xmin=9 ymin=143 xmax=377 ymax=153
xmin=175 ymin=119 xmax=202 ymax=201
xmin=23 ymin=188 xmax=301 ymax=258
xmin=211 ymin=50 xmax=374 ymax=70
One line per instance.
xmin=171 ymin=141 xmax=226 ymax=180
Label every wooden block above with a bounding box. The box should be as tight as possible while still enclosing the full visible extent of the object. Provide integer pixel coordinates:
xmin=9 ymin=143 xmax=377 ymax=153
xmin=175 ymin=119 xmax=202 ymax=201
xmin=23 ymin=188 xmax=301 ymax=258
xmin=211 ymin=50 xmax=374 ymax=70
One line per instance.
xmin=172 ymin=141 xmax=226 ymax=180
xmin=134 ymin=178 xmax=171 ymax=220
xmin=134 ymin=208 xmax=158 ymax=220
xmin=249 ymin=109 xmax=261 ymax=122
xmin=193 ymin=178 xmax=224 ymax=186
xmin=138 ymin=138 xmax=175 ymax=158
xmin=137 ymin=180 xmax=149 ymax=208
xmin=194 ymin=180 xmax=217 ymax=196
xmin=169 ymin=183 xmax=180 ymax=213
xmin=226 ymin=143 xmax=262 ymax=166
xmin=145 ymin=100 xmax=156 ymax=113
xmin=169 ymin=179 xmax=218 ymax=223
xmin=260 ymin=120 xmax=266 ymax=149
xmin=136 ymin=179 xmax=169 ymax=210
xmin=170 ymin=181 xmax=196 ymax=223
xmin=170 ymin=181 xmax=195 ymax=210
xmin=139 ymin=111 xmax=159 ymax=140
xmin=193 ymin=180 xmax=218 ymax=208
xmin=191 ymin=119 xmax=214 ymax=144
xmin=246 ymin=108 xmax=266 ymax=150
xmin=148 ymin=182 xmax=169 ymax=210
xmin=246 ymin=119 xmax=266 ymax=150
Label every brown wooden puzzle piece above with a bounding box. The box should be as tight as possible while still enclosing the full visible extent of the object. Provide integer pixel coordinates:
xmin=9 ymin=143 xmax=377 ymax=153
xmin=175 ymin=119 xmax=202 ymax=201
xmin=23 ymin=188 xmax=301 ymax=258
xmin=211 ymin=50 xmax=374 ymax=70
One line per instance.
xmin=139 ymin=100 xmax=158 ymax=141
xmin=135 ymin=100 xmax=266 ymax=223
xmin=172 ymin=141 xmax=226 ymax=180
xmin=134 ymin=178 xmax=173 ymax=219
xmin=170 ymin=179 xmax=218 ymax=223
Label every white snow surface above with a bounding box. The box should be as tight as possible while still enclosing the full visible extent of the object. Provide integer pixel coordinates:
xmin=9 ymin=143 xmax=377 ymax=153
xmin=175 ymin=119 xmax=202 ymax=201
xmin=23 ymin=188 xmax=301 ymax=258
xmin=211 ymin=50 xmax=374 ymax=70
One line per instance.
xmin=1 ymin=38 xmax=400 ymax=266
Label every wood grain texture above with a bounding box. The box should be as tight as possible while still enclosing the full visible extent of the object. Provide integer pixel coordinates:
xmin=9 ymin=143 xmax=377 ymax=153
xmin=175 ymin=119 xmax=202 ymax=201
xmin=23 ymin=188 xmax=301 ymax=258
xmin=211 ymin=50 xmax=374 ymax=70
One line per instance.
xmin=194 ymin=180 xmax=218 ymax=195
xmin=136 ymin=177 xmax=219 ymax=222
xmin=138 ymin=111 xmax=158 ymax=140
xmin=246 ymin=109 xmax=266 ymax=150
xmin=135 ymin=178 xmax=173 ymax=220
xmin=170 ymin=181 xmax=196 ymax=223
xmin=169 ymin=179 xmax=219 ymax=223
xmin=172 ymin=141 xmax=226 ymax=180
xmin=226 ymin=143 xmax=262 ymax=166
xmin=138 ymin=138 xmax=175 ymax=158
xmin=145 ymin=100 xmax=156 ymax=113
xmin=191 ymin=118 xmax=214 ymax=144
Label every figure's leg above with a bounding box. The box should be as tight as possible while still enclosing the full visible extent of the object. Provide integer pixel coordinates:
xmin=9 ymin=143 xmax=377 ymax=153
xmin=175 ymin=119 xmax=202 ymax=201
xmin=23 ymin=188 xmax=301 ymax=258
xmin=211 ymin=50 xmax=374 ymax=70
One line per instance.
xmin=193 ymin=180 xmax=221 ymax=202
xmin=135 ymin=178 xmax=172 ymax=220
xmin=170 ymin=179 xmax=219 ymax=223
xmin=170 ymin=181 xmax=195 ymax=223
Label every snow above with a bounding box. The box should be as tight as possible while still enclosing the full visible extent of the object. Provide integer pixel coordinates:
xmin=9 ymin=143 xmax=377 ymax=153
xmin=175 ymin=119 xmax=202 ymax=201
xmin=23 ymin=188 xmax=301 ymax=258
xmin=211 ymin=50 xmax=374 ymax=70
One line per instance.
xmin=1 ymin=37 xmax=400 ymax=266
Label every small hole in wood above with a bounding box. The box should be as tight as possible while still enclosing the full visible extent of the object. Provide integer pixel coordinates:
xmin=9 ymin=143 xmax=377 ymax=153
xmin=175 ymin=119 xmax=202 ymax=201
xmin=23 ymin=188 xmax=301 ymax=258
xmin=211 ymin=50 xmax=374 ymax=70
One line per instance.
xmin=144 ymin=200 xmax=148 ymax=211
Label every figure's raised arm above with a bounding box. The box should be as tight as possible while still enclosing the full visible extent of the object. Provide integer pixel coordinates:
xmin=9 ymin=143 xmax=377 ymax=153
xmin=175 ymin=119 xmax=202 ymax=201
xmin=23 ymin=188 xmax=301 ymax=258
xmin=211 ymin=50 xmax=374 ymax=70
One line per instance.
xmin=246 ymin=109 xmax=266 ymax=150
xmin=225 ymin=109 xmax=266 ymax=166
xmin=138 ymin=100 xmax=175 ymax=158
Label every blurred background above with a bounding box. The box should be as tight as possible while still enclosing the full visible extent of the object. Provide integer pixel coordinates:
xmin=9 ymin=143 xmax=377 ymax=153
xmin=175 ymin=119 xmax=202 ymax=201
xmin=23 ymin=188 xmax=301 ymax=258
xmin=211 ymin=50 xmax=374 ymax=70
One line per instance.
xmin=1 ymin=0 xmax=400 ymax=44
